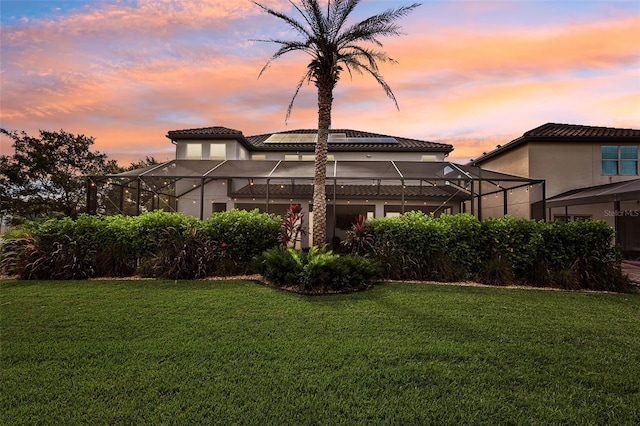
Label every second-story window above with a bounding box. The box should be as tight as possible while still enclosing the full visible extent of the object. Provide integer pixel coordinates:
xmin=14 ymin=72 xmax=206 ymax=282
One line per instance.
xmin=602 ymin=145 xmax=638 ymax=175
xmin=210 ymin=144 xmax=226 ymax=160
xmin=186 ymin=143 xmax=202 ymax=160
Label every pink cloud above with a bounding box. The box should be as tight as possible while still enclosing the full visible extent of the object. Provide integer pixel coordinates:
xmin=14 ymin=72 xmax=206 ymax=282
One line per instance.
xmin=1 ymin=1 xmax=638 ymax=166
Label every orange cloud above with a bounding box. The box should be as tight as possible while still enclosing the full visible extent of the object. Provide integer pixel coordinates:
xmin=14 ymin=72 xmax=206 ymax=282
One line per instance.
xmin=1 ymin=1 xmax=638 ymax=167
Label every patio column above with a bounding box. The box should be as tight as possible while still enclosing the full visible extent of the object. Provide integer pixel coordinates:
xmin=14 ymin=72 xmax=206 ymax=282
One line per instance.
xmin=136 ymin=178 xmax=141 ymax=215
xmin=470 ymin=180 xmax=475 ymax=217
xmin=503 ymin=188 xmax=508 ymax=216
xmin=541 ymin=181 xmax=547 ymax=222
xmin=266 ymin=179 xmax=270 ymax=213
xmin=199 ymin=178 xmax=205 ymax=220
xmin=614 ymin=200 xmax=621 ymax=246
xmin=477 ymin=180 xmax=483 ymax=221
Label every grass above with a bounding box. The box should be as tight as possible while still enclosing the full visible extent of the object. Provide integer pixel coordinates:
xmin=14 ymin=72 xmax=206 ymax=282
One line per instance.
xmin=1 ymin=279 xmax=639 ymax=425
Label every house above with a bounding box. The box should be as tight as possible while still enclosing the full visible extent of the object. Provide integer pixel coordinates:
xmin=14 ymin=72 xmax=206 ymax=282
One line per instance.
xmin=469 ymin=123 xmax=640 ymax=256
xmin=91 ymin=126 xmax=540 ymax=247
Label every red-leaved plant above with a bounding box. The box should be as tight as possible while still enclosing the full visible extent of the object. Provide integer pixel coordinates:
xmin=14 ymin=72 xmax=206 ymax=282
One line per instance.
xmin=279 ymin=203 xmax=306 ymax=248
xmin=342 ymin=214 xmax=374 ymax=255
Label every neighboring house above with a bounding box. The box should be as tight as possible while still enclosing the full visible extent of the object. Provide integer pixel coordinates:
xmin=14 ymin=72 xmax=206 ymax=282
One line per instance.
xmin=469 ymin=123 xmax=640 ymax=255
xmin=92 ymin=126 xmax=538 ymax=247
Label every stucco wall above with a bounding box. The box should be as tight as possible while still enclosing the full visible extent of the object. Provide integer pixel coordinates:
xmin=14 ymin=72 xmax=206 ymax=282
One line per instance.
xmin=477 ymin=144 xmax=530 ymax=178
xmin=529 ymin=141 xmax=639 ymax=197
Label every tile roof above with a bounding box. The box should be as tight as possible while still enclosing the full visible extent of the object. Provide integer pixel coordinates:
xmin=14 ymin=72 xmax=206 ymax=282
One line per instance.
xmin=525 ymin=123 xmax=640 ymax=138
xmin=470 ymin=122 xmax=640 ymax=165
xmin=166 ymin=126 xmax=452 ymax=153
xmin=246 ymin=129 xmax=452 ymax=152
xmin=232 ymin=183 xmax=465 ymax=199
xmin=167 ymin=126 xmax=243 ymax=137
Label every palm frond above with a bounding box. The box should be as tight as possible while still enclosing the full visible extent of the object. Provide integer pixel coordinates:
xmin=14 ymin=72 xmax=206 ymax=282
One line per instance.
xmin=301 ymin=0 xmax=328 ymax=40
xmin=340 ymin=55 xmax=399 ymax=109
xmin=255 ymin=39 xmax=313 ymax=78
xmin=326 ymin=0 xmax=360 ymax=43
xmin=338 ymin=3 xmax=421 ymax=47
xmin=286 ymin=69 xmax=315 ymax=123
xmin=251 ymin=1 xmax=312 ymax=39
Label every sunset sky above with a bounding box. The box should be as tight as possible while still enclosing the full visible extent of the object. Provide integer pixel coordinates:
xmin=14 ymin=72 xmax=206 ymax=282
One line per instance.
xmin=1 ymin=0 xmax=639 ymax=165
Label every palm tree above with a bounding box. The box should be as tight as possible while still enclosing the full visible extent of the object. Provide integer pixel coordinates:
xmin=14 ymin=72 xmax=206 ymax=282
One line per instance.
xmin=253 ymin=0 xmax=421 ymax=246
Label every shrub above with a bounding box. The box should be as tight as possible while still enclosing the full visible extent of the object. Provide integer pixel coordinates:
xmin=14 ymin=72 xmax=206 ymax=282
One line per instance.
xmin=366 ymin=212 xmax=629 ymax=292
xmin=253 ymin=246 xmax=303 ymax=287
xmin=138 ymin=225 xmax=220 ymax=279
xmin=329 ymin=254 xmax=382 ymax=291
xmin=478 ymin=256 xmax=515 ymax=287
xmin=342 ymin=214 xmax=374 ymax=255
xmin=129 ymin=210 xmax=199 ymax=258
xmin=201 ymin=209 xmax=280 ymax=273
xmin=254 ymin=247 xmax=381 ymax=293
xmin=279 ymin=203 xmax=305 ymax=248
xmin=1 ymin=210 xmax=280 ymax=279
xmin=0 ymin=234 xmax=96 ymax=280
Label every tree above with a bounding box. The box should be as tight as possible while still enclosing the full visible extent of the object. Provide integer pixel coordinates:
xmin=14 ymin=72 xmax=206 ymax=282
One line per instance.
xmin=253 ymin=0 xmax=420 ymax=245
xmin=0 ymin=129 xmax=117 ymax=219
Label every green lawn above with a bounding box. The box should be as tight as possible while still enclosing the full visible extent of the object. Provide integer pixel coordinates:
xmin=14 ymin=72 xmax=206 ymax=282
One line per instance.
xmin=1 ymin=279 xmax=639 ymax=425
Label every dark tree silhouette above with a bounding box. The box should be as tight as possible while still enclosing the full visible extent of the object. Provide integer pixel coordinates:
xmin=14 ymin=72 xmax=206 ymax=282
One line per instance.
xmin=0 ymin=129 xmax=117 ymax=219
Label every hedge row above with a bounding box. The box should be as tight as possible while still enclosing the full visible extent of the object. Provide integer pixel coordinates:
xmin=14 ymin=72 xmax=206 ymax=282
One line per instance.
xmin=0 ymin=210 xmax=632 ymax=292
xmin=366 ymin=212 xmax=631 ymax=292
xmin=0 ymin=210 xmax=280 ymax=280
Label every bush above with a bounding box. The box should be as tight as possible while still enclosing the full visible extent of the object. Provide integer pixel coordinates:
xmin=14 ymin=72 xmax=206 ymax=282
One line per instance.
xmin=200 ymin=209 xmax=280 ymax=273
xmin=252 ymin=246 xmax=303 ymax=287
xmin=254 ymin=246 xmax=381 ymax=293
xmin=138 ymin=225 xmax=220 ymax=279
xmin=1 ymin=210 xmax=280 ymax=279
xmin=365 ymin=212 xmax=630 ymax=292
xmin=0 ymin=234 xmax=96 ymax=280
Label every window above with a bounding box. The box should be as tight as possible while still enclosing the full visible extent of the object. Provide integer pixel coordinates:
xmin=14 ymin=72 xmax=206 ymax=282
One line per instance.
xmin=210 ymin=144 xmax=226 ymax=160
xmin=284 ymin=154 xmax=299 ymax=161
xmin=211 ymin=203 xmax=226 ymax=213
xmin=186 ymin=143 xmax=202 ymax=160
xmin=602 ymin=145 xmax=638 ymax=175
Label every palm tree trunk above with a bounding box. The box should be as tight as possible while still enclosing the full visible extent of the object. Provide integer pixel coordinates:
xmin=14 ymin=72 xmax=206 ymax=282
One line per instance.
xmin=312 ymin=83 xmax=333 ymax=246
